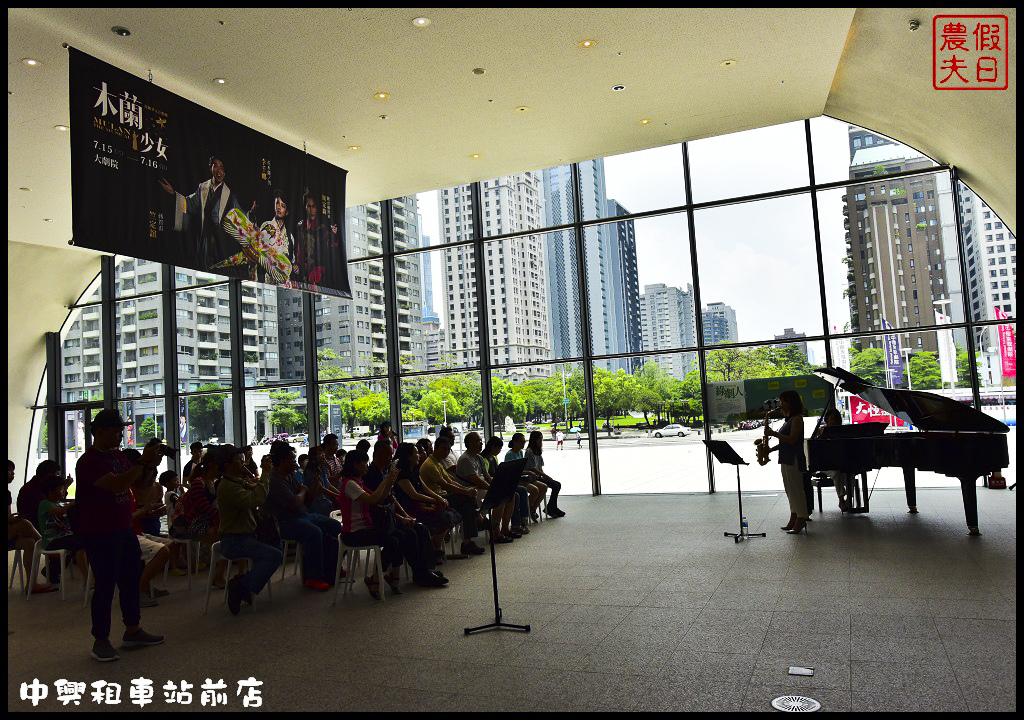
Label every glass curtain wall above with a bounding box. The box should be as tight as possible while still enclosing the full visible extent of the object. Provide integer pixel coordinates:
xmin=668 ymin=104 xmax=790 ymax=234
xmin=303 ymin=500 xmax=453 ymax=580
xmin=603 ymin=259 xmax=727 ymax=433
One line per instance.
xmin=32 ymin=117 xmax=1015 ymax=497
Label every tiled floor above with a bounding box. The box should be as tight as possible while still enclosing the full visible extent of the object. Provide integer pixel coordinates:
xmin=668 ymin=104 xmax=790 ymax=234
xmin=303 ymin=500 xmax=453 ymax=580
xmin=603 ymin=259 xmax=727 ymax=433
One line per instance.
xmin=7 ymin=487 xmax=1016 ymax=712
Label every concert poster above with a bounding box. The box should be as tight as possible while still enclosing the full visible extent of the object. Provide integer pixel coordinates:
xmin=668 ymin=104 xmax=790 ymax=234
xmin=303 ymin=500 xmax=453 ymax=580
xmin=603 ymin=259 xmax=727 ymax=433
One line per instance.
xmin=69 ymin=48 xmax=351 ymax=298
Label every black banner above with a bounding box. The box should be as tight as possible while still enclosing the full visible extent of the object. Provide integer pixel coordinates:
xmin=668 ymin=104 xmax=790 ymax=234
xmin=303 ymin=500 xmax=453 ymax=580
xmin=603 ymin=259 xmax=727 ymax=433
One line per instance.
xmin=69 ymin=48 xmax=351 ymax=298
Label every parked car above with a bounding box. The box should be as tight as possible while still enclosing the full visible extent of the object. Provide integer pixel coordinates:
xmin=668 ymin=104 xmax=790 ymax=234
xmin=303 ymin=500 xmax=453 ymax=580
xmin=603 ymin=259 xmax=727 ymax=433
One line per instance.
xmin=654 ymin=424 xmax=688 ymax=438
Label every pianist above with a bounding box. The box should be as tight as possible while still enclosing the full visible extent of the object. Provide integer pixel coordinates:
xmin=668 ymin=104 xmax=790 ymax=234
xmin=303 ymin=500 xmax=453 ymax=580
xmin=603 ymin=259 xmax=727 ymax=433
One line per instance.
xmin=767 ymin=390 xmax=809 ymax=535
xmin=813 ymin=409 xmax=849 ymax=512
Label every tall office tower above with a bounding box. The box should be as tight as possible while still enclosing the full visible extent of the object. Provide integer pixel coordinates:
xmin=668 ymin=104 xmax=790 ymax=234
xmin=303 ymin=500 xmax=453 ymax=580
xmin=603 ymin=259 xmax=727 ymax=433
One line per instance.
xmin=960 ymin=186 xmax=1016 ymax=324
xmin=607 ymin=199 xmax=643 ymax=370
xmin=422 ymin=319 xmax=445 ymax=370
xmin=702 ymin=302 xmax=738 ymax=344
xmin=541 ymin=161 xmax=637 ymax=372
xmin=844 ymin=127 xmax=960 ymax=353
xmin=440 ymin=175 xmax=551 ymax=379
xmin=282 ymin=197 xmax=426 ymax=379
xmin=774 ymin=327 xmax=810 ymax=361
xmin=639 ymin=283 xmax=696 ymax=380
xmin=420 ymin=233 xmax=439 ymax=323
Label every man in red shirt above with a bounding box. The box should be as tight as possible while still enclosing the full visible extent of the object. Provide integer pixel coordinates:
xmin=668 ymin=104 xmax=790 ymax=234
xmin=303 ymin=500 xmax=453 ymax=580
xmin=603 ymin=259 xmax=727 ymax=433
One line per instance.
xmin=76 ymin=409 xmax=165 ymax=662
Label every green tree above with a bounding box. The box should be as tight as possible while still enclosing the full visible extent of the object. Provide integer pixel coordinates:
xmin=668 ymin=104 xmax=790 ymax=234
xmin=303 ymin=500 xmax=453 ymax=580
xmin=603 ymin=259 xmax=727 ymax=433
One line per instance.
xmin=956 ymin=347 xmax=982 ymax=386
xmin=187 ymin=384 xmax=226 ymax=440
xmin=353 ymin=392 xmax=390 ymax=426
xmin=908 ymin=351 xmax=942 ymax=390
xmin=268 ymin=389 xmax=304 ymax=433
xmin=136 ymin=416 xmax=165 ymax=445
xmin=491 ymin=376 xmax=528 ymax=426
xmin=849 ymin=347 xmax=887 ymax=385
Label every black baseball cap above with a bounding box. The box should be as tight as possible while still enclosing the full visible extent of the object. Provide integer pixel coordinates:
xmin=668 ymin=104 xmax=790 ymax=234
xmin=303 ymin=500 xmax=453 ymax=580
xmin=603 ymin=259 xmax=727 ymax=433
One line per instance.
xmin=91 ymin=409 xmax=133 ymax=433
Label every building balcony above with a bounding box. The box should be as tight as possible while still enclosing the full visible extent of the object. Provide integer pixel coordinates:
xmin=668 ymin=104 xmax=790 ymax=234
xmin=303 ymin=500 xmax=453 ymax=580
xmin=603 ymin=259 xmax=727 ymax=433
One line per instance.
xmin=197 ymin=287 xmax=216 ymax=297
xmin=196 ymin=323 xmax=217 ymax=333
xmin=198 ymin=357 xmax=218 ymax=366
xmin=82 ymin=329 xmax=100 ymax=338
xmin=198 ymin=340 xmax=218 ymax=350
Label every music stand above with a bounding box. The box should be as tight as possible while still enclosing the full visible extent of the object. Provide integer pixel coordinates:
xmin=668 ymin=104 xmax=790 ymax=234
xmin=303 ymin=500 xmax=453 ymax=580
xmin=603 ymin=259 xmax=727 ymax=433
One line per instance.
xmin=704 ymin=440 xmax=767 ymax=543
xmin=465 ymin=458 xmax=531 ymax=636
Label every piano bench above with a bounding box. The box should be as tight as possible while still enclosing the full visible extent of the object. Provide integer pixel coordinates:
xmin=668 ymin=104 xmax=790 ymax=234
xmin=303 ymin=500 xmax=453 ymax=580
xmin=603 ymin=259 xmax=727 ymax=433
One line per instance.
xmin=810 ymin=472 xmax=835 ymax=513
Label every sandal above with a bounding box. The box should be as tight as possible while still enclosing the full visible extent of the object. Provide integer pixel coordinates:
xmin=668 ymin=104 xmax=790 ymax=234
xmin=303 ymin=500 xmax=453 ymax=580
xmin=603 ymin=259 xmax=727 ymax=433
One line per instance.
xmin=385 ymin=575 xmax=403 ymax=595
xmin=364 ymin=576 xmax=382 ymax=601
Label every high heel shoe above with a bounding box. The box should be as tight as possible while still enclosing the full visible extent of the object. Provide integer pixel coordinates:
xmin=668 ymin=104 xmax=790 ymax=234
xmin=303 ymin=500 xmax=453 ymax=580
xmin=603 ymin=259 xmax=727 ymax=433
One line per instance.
xmin=786 ymin=519 xmax=808 ymax=534
xmin=384 ymin=575 xmax=403 ymax=595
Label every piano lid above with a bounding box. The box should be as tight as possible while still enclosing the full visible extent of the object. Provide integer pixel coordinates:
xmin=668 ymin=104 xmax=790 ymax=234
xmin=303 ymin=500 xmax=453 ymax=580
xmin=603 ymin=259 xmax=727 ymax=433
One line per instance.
xmin=814 ymin=367 xmax=1010 ymax=433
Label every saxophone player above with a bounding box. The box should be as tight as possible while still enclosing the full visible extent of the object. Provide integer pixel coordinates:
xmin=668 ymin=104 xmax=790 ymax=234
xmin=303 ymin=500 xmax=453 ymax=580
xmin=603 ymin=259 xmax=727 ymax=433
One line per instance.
xmin=765 ymin=390 xmax=808 ymax=534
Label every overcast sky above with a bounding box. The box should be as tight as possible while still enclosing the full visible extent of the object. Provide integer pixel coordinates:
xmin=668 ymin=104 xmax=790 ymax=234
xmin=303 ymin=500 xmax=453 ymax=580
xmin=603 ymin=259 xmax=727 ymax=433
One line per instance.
xmin=413 ymin=117 xmax=895 ymax=352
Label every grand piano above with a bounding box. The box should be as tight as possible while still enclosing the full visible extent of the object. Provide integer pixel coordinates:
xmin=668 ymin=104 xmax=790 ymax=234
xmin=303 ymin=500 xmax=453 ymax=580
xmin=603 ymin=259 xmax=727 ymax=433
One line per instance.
xmin=807 ymin=367 xmax=1010 ymax=535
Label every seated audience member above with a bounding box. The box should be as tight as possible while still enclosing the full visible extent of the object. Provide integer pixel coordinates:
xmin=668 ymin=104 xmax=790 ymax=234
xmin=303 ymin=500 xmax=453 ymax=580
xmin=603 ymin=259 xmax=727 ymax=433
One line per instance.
xmin=319 ymin=433 xmax=347 ymax=496
xmin=169 ymin=453 xmax=225 ymax=588
xmin=297 ymin=454 xmax=309 ymax=484
xmin=365 ymin=440 xmax=447 ymax=588
xmin=242 ymin=445 xmax=259 ymax=480
xmin=526 ymin=430 xmax=564 ymax=518
xmin=37 ymin=474 xmax=90 ymax=581
xmin=393 ymin=443 xmax=460 ymax=561
xmin=438 ymin=426 xmax=459 ymax=470
xmin=75 ymin=410 xmax=164 ymax=662
xmin=159 ymin=470 xmax=182 ymax=512
xmin=158 ymin=470 xmax=187 ymax=575
xmin=265 ymin=442 xmax=341 ymax=591
xmin=182 ymin=441 xmax=205 ymax=480
xmin=337 ymin=450 xmax=406 ymax=599
xmin=18 ymin=459 xmax=64 ymax=532
xmin=457 ymin=432 xmax=515 ymax=543
xmin=123 ymin=452 xmax=172 ymax=604
xmin=377 ymin=421 xmax=399 ymax=449
xmin=482 ymin=436 xmax=529 ymax=535
xmin=123 ymin=451 xmax=165 ymax=538
xmin=420 ymin=436 xmax=484 ymax=556
xmin=355 ymin=438 xmax=371 ymax=454
xmin=214 ymin=446 xmax=283 ymax=615
xmin=8 ymin=460 xmax=58 ymax=594
xmin=505 ymin=433 xmax=546 ymax=521
xmin=336 ymin=447 xmax=347 ymax=464
xmin=303 ymin=445 xmax=340 ymax=517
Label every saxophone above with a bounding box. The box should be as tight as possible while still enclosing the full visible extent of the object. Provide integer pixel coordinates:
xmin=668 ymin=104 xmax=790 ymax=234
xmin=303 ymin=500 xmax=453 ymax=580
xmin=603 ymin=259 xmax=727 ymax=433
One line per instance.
xmin=754 ymin=400 xmax=781 ymax=466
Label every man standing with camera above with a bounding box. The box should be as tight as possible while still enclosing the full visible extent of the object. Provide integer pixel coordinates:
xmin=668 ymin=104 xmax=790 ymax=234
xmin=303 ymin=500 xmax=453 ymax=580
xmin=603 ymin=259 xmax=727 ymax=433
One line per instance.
xmin=76 ymin=409 xmax=165 ymax=662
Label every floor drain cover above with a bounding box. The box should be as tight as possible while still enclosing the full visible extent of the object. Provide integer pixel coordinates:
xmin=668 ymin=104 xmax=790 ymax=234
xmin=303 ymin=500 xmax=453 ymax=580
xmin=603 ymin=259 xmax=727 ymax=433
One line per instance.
xmin=771 ymin=695 xmax=821 ymax=712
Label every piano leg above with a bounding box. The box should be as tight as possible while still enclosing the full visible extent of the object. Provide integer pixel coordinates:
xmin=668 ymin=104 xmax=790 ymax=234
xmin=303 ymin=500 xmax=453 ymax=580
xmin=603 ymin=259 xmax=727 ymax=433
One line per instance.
xmin=959 ymin=476 xmax=981 ymax=536
xmin=903 ymin=467 xmax=918 ymax=514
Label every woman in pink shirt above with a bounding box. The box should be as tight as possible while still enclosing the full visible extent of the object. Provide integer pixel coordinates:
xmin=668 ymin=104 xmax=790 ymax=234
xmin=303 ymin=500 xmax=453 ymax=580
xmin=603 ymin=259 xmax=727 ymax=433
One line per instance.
xmin=337 ymin=450 xmax=401 ymax=599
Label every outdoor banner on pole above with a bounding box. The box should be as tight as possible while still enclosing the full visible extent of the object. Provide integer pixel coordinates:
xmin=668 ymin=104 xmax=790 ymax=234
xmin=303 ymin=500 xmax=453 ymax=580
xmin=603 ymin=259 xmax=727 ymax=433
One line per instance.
xmin=994 ymin=308 xmax=1016 ymax=378
xmin=934 ymin=310 xmax=957 ymax=386
xmin=830 ymin=326 xmax=851 ymax=371
xmin=881 ymin=318 xmax=903 ymax=386
xmin=69 ymin=48 xmax=351 ymax=298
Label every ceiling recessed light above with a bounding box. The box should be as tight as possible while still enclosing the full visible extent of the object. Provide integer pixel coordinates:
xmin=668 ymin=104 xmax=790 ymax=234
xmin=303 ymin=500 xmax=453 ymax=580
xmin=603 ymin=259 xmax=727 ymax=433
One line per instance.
xmin=19 ymin=187 xmax=31 ymax=192
xmin=111 ymin=26 xmax=131 ymax=37
xmin=578 ymin=39 xmax=596 ymax=49
xmin=378 ymin=114 xmax=389 ymax=120
xmin=213 ymin=78 xmax=227 ymax=85
xmin=412 ymin=17 xmax=431 ymax=27
xmin=347 ymin=145 xmax=362 ymax=151
xmin=612 ymin=84 xmax=626 ymax=92
xmin=514 ymin=106 xmax=529 ymax=113
xmin=373 ymin=91 xmax=390 ymax=101
xmin=472 ymin=68 xmax=486 ymax=76
xmin=469 ymin=153 xmax=481 ymax=159
xmin=639 ymin=118 xmax=652 ymax=125
xmin=21 ymin=58 xmax=41 ymax=67
xmin=43 ymin=218 xmax=53 ymax=222
xmin=720 ymin=59 xmax=737 ymax=68
xmin=54 ymin=124 xmax=69 ymax=131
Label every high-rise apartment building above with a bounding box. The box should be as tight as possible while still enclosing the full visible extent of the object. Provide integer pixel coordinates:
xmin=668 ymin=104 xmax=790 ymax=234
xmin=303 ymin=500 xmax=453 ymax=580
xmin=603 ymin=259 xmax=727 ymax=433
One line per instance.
xmin=440 ymin=175 xmax=551 ymax=379
xmin=702 ymin=302 xmax=738 ymax=345
xmin=843 ymin=128 xmax=960 ymax=353
xmin=420 ymin=233 xmax=439 ymax=323
xmin=639 ymin=283 xmax=697 ymax=380
xmin=960 ymin=186 xmax=1016 ymax=324
xmin=607 ymin=199 xmax=643 ymax=370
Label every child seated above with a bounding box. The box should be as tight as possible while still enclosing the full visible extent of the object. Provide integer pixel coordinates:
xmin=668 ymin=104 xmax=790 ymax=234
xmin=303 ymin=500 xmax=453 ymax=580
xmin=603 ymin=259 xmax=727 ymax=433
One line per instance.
xmin=37 ymin=474 xmax=90 ymax=581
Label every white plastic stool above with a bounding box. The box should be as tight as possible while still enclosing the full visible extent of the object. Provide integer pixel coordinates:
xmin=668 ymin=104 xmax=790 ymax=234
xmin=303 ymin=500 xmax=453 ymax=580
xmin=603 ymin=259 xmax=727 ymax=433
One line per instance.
xmin=333 ymin=537 xmax=385 ymax=605
xmin=8 ymin=546 xmax=25 ymax=593
xmin=169 ymin=537 xmax=199 ymax=590
xmin=279 ymin=539 xmax=303 ymax=581
xmin=203 ymin=541 xmax=272 ymax=614
xmin=26 ymin=541 xmax=67 ymax=601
